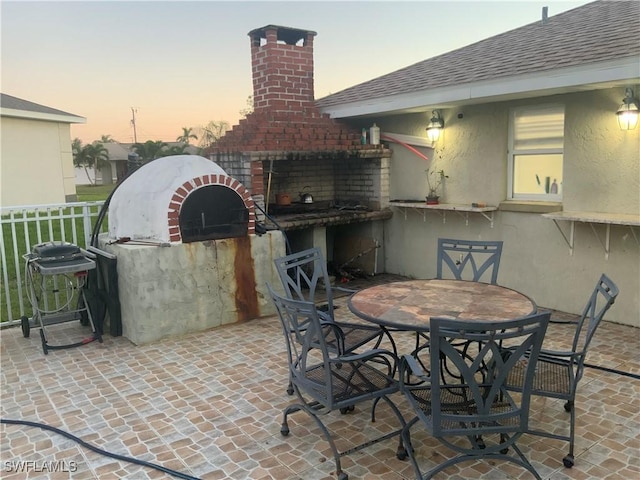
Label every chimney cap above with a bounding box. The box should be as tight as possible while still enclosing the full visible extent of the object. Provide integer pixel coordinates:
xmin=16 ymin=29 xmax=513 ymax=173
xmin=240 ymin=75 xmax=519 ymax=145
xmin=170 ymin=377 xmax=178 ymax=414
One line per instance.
xmin=248 ymin=25 xmax=317 ymax=44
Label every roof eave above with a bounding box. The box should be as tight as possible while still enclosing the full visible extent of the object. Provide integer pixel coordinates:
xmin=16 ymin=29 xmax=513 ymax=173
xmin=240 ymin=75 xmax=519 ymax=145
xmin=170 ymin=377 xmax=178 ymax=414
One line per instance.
xmin=0 ymin=108 xmax=87 ymax=124
xmin=319 ymin=56 xmax=640 ymax=118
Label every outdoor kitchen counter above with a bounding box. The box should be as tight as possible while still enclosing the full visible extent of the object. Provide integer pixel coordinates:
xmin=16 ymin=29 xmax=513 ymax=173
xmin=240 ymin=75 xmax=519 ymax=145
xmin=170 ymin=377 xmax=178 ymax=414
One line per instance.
xmin=265 ymin=208 xmax=393 ymax=231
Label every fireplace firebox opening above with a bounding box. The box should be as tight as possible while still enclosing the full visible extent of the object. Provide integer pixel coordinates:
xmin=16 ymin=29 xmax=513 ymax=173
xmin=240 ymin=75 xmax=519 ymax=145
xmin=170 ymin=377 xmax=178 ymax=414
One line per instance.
xmin=180 ymin=186 xmax=249 ymax=243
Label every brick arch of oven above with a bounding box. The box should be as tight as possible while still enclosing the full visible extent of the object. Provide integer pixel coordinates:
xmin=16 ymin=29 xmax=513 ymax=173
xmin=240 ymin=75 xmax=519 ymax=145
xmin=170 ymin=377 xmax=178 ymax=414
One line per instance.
xmin=167 ymin=174 xmax=256 ymax=243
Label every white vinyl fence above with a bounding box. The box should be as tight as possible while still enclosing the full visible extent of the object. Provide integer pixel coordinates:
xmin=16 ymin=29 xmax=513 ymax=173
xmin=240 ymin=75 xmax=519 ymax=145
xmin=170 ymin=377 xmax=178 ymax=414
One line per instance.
xmin=0 ymin=201 xmax=107 ymax=325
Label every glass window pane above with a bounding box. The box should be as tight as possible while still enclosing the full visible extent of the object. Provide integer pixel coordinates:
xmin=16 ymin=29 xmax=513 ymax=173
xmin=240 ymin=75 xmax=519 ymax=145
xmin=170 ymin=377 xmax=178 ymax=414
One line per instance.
xmin=513 ymin=107 xmax=564 ymax=150
xmin=513 ymin=153 xmax=563 ymax=195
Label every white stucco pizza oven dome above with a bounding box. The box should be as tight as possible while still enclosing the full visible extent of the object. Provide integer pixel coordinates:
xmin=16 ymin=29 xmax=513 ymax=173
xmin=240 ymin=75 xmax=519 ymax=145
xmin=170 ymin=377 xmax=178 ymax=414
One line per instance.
xmin=108 ymin=155 xmax=255 ymax=243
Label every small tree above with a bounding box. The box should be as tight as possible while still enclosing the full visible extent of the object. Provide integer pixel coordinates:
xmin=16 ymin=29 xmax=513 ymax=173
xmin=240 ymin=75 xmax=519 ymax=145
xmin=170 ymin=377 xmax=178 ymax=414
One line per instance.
xmin=425 ymin=167 xmax=448 ymax=199
xmin=239 ymin=95 xmax=254 ymax=118
xmin=197 ymin=120 xmax=230 ymax=149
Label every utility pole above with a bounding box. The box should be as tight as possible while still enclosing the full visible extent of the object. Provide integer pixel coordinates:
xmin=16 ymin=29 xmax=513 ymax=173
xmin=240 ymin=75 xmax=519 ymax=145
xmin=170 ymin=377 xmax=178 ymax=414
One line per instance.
xmin=130 ymin=107 xmax=138 ymax=143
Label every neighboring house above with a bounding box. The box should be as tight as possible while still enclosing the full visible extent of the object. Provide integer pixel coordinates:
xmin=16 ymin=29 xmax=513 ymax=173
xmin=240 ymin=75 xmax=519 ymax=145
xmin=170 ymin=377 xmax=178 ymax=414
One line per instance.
xmin=75 ymin=141 xmax=134 ymax=185
xmin=1 ymin=93 xmax=85 ymax=206
xmin=317 ymin=0 xmax=640 ymax=326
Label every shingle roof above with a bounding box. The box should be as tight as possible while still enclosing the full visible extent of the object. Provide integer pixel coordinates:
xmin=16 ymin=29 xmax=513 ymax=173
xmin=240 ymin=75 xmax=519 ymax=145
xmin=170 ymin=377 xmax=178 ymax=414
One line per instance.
xmin=316 ymin=0 xmax=640 ymax=108
xmin=1 ymin=93 xmax=81 ymax=118
xmin=101 ymin=142 xmax=132 ymax=161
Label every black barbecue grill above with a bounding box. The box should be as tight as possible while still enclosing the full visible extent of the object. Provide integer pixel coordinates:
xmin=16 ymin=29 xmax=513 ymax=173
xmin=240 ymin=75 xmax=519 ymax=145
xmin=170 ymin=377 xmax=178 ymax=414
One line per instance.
xmin=21 ymin=241 xmax=102 ymax=355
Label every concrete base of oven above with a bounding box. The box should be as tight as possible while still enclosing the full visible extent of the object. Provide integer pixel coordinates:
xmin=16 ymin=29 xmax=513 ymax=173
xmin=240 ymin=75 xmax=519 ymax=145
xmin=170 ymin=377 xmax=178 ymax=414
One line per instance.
xmin=99 ymin=231 xmax=286 ymax=345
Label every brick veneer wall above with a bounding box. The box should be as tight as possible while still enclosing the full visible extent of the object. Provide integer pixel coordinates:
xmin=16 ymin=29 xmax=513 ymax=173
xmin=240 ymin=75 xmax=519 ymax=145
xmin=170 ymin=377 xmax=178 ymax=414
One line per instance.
xmin=334 ymin=157 xmax=390 ymax=210
xmin=210 ymin=150 xmax=391 ymax=220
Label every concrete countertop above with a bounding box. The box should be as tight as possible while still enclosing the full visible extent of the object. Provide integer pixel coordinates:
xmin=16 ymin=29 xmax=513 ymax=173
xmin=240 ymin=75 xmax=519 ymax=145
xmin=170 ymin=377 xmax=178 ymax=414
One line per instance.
xmin=265 ymin=208 xmax=393 ymax=231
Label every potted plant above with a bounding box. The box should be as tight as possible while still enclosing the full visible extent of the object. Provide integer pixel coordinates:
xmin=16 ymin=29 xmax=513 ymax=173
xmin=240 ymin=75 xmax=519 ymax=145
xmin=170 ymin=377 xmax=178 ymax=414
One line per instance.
xmin=425 ymin=167 xmax=448 ymax=205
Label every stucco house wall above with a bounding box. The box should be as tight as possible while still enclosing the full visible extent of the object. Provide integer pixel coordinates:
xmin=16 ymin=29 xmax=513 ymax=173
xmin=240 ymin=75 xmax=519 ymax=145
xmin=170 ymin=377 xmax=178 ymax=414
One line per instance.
xmin=1 ymin=117 xmax=77 ymax=206
xmin=1 ymin=94 xmax=85 ymax=207
xmin=367 ymin=87 xmax=639 ymax=327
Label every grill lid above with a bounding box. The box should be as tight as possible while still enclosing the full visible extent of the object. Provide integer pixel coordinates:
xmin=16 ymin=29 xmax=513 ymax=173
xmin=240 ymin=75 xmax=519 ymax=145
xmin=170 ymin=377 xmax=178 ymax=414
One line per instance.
xmin=31 ymin=241 xmax=82 ymax=264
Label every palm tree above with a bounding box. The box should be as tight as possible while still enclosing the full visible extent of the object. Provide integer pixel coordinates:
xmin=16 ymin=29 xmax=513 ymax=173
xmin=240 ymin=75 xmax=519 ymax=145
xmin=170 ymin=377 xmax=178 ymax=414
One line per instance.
xmin=133 ymin=140 xmax=168 ymax=162
xmin=84 ymin=142 xmax=110 ymax=185
xmin=100 ymin=134 xmax=115 ymax=143
xmin=72 ymin=138 xmax=93 ymax=184
xmin=176 ymin=127 xmax=197 ymax=145
xmin=72 ymin=138 xmax=83 ymax=156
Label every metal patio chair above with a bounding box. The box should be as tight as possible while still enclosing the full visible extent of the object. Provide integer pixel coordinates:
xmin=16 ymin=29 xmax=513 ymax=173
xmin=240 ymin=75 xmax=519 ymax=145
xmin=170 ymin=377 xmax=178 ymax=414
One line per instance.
xmin=437 ymin=238 xmax=504 ymax=284
xmin=504 ymin=273 xmax=619 ymax=468
xmin=409 ymin=238 xmax=505 ymax=366
xmin=274 ymin=247 xmax=396 ymax=394
xmin=267 ymin=284 xmax=406 ymax=480
xmin=400 ymin=313 xmax=550 ymax=480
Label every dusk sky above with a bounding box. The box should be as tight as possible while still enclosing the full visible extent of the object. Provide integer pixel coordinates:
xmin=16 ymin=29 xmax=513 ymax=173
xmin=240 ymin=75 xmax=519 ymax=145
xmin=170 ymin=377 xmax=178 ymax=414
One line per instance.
xmin=2 ymin=0 xmax=591 ymax=144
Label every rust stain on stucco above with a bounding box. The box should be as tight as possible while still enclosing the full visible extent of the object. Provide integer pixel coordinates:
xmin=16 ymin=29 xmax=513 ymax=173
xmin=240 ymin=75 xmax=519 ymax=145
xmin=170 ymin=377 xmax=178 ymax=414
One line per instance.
xmin=233 ymin=236 xmax=259 ymax=321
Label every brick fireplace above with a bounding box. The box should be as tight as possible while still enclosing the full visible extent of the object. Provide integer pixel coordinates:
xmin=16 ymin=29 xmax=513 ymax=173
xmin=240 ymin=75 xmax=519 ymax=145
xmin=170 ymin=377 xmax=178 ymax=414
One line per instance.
xmin=208 ymin=25 xmax=391 ymax=220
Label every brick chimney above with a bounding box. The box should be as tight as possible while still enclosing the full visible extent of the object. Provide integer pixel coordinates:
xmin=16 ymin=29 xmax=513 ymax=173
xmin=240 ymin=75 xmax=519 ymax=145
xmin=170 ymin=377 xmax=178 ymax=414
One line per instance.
xmin=251 ymin=25 xmax=316 ymax=115
xmin=209 ymin=25 xmax=370 ymax=153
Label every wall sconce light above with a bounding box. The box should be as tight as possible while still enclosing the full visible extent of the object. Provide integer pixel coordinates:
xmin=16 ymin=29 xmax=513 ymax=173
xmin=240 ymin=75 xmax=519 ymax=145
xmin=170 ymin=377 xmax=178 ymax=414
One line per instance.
xmin=616 ymin=88 xmax=639 ymax=130
xmin=426 ymin=110 xmax=444 ymax=142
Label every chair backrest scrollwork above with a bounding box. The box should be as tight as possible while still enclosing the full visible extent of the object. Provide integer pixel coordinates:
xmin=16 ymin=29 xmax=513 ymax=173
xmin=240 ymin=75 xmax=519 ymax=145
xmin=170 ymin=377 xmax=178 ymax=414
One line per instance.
xmin=437 ymin=238 xmax=503 ymax=284
xmin=428 ymin=313 xmax=549 ymax=447
xmin=274 ymin=247 xmax=335 ymax=314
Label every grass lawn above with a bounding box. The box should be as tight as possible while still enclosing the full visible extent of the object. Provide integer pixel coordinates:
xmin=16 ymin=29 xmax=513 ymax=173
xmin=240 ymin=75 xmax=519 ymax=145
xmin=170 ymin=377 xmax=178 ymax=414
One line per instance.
xmin=76 ymin=184 xmax=117 ymax=202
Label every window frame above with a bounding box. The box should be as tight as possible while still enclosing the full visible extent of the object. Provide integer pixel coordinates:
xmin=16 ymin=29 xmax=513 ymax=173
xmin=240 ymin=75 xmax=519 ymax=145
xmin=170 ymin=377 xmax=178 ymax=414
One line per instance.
xmin=507 ymin=104 xmax=564 ymax=202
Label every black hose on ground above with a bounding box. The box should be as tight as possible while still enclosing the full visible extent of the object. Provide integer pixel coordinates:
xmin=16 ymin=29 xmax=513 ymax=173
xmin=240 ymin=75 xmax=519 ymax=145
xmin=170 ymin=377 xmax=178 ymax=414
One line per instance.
xmin=0 ymin=418 xmax=201 ymax=480
xmin=583 ymin=363 xmax=640 ymax=380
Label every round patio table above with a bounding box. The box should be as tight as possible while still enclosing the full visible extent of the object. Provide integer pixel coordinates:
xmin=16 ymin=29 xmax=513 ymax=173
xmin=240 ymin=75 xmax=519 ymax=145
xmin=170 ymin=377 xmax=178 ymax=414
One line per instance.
xmin=347 ymin=279 xmax=536 ymax=333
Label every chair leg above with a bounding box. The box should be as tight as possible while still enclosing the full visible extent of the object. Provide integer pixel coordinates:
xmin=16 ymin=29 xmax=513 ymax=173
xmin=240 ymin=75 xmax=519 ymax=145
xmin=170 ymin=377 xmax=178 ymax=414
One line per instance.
xmin=509 ymin=443 xmax=544 ymax=480
xmin=382 ymin=327 xmax=399 ymax=359
xmin=563 ymin=400 xmax=576 ymax=468
xmin=500 ymin=433 xmax=509 ymax=454
xmin=371 ymin=397 xmax=380 ymax=422
xmin=401 ymin=417 xmax=422 ymax=480
xmin=564 ymin=400 xmax=573 ymax=412
xmin=340 ymin=405 xmax=355 ymax=414
xmin=281 ymin=403 xmax=347 ymax=478
xmin=525 ymin=397 xmax=576 ymax=468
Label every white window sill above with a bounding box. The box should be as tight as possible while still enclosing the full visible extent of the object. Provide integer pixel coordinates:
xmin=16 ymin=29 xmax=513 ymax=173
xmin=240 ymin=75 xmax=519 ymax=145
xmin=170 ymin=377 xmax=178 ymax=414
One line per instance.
xmin=498 ymin=200 xmax=562 ymax=214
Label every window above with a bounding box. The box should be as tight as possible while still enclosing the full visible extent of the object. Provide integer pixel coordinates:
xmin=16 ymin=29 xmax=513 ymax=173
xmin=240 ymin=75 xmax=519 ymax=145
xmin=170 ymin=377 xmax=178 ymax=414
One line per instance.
xmin=508 ymin=105 xmax=564 ymax=201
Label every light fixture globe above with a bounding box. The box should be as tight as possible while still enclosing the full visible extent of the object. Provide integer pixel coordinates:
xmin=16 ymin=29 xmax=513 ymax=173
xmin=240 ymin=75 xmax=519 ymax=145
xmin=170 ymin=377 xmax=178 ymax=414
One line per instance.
xmin=617 ymin=88 xmax=639 ymax=130
xmin=426 ymin=110 xmax=444 ymax=142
